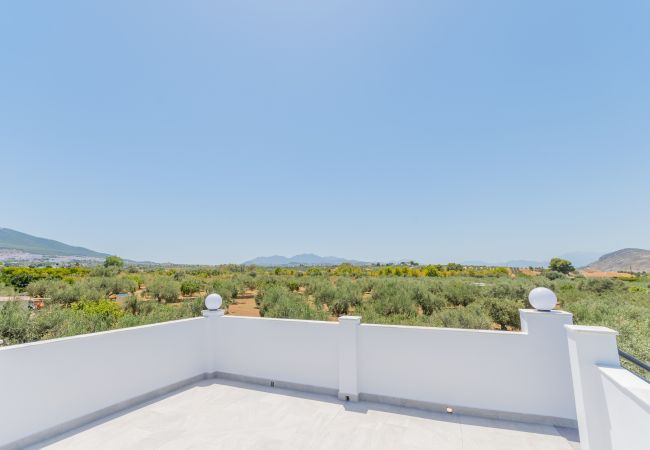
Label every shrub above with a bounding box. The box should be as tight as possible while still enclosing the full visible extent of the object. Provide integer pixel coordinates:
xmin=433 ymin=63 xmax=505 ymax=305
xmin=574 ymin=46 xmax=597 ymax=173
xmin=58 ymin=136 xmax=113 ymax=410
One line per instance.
xmin=26 ymin=279 xmax=68 ymax=298
xmin=413 ymin=287 xmax=446 ymax=315
xmin=90 ymin=266 xmax=119 ymax=277
xmin=358 ymin=278 xmax=375 ymax=293
xmin=544 ymin=270 xmax=566 ymax=280
xmin=71 ymin=300 xmax=124 ymax=322
xmin=313 ymin=283 xmax=337 ymax=308
xmin=148 ymin=278 xmax=181 ymax=303
xmin=286 ymin=279 xmax=301 ymax=292
xmin=261 ymin=289 xmax=327 ymax=321
xmin=478 ymin=297 xmax=523 ymax=330
xmin=127 ymin=275 xmax=144 ymax=289
xmin=256 ymin=286 xmax=289 ymax=316
xmin=0 ymin=301 xmax=35 ymax=344
xmin=577 ymin=278 xmax=625 ymax=294
xmin=180 ymin=278 xmax=203 ymax=296
xmin=2 ymin=269 xmax=35 ymax=289
xmin=371 ymin=281 xmax=417 ymax=316
xmin=48 ymin=283 xmax=103 ymax=305
xmin=437 ymin=305 xmax=492 ymax=329
xmin=441 ymin=281 xmax=481 ymax=306
xmin=123 ymin=295 xmax=141 ymax=315
xmin=88 ymin=276 xmax=138 ymax=295
xmin=484 ymin=282 xmax=528 ymax=301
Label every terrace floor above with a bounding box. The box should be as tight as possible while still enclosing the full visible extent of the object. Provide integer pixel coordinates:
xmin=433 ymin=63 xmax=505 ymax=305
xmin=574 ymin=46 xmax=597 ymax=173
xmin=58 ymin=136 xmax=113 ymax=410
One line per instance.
xmin=31 ymin=379 xmax=580 ymax=450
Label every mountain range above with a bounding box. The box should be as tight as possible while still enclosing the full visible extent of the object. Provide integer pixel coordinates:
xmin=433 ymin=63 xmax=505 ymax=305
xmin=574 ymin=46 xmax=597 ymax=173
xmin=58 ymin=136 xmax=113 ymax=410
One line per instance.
xmin=463 ymin=251 xmax=603 ymax=269
xmin=2 ymin=227 xmax=649 ymax=272
xmin=243 ymin=254 xmax=371 ymax=267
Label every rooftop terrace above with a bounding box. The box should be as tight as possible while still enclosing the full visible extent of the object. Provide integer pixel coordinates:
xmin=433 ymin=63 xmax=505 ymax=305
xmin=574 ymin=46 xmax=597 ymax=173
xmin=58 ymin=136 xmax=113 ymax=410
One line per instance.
xmin=1 ymin=290 xmax=648 ymax=450
xmin=31 ymin=379 xmax=580 ymax=450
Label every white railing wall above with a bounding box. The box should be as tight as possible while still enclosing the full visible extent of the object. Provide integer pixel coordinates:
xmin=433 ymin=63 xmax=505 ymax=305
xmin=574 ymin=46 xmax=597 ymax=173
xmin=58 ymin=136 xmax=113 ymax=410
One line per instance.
xmin=201 ymin=309 xmax=577 ymax=424
xmin=2 ymin=308 xmax=580 ymax=448
xmin=0 ymin=318 xmax=207 ymax=449
xmin=566 ymin=325 xmax=650 ymax=450
xmin=357 ymin=310 xmax=576 ymax=421
xmin=210 ymin=315 xmax=340 ymax=392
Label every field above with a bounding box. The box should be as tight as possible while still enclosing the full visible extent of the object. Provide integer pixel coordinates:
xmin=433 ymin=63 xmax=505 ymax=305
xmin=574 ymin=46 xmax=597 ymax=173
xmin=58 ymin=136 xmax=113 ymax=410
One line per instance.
xmin=0 ymin=262 xmax=648 ymax=376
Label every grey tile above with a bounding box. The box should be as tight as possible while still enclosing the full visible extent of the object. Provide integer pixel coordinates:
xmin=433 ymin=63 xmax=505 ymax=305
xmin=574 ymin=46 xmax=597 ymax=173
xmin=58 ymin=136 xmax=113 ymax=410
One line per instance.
xmin=32 ymin=380 xmax=579 ymax=450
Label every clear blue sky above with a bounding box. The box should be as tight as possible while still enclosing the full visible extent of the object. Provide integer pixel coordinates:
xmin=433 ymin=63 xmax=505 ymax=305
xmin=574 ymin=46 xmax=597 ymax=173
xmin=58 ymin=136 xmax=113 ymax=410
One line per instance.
xmin=1 ymin=1 xmax=649 ymax=264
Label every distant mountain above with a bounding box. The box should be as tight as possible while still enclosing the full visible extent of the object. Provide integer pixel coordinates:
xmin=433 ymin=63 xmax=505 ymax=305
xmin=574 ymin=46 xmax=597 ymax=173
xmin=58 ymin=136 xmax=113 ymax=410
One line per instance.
xmin=558 ymin=251 xmax=604 ymax=269
xmin=463 ymin=251 xmax=603 ymax=269
xmin=243 ymin=253 xmax=370 ymax=267
xmin=462 ymin=259 xmax=547 ymax=268
xmin=583 ymin=248 xmax=650 ymax=272
xmin=0 ymin=228 xmax=108 ymax=260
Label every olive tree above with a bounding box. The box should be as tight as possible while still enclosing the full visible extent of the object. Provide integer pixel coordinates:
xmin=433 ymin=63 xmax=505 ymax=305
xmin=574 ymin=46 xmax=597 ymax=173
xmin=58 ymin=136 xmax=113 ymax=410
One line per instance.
xmin=548 ymin=258 xmax=575 ymax=274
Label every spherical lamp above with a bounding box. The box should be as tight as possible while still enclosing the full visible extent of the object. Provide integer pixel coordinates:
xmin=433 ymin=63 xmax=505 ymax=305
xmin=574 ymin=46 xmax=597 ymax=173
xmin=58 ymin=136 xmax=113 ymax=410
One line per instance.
xmin=205 ymin=293 xmax=223 ymax=311
xmin=528 ymin=287 xmax=557 ymax=311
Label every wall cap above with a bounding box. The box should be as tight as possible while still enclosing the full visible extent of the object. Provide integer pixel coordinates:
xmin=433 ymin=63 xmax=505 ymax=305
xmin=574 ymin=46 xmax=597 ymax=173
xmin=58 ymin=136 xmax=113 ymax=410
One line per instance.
xmin=202 ymin=310 xmax=225 ymax=318
xmin=519 ymin=309 xmax=572 ymax=316
xmin=564 ymin=324 xmax=618 ymax=335
xmin=339 ymin=316 xmax=361 ymax=322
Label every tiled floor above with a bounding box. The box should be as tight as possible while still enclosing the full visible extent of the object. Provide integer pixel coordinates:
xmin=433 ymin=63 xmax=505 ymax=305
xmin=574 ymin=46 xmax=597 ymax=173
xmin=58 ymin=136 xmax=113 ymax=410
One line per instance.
xmin=33 ymin=379 xmax=580 ymax=449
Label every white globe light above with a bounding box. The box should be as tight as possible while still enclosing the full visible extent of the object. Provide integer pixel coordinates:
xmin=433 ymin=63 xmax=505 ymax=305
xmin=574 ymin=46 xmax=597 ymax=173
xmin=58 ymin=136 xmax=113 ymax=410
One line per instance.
xmin=528 ymin=287 xmax=557 ymax=311
xmin=205 ymin=293 xmax=223 ymax=311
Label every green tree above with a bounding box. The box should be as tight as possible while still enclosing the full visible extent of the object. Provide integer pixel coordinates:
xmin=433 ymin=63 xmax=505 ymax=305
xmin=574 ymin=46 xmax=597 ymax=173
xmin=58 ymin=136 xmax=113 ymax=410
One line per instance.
xmin=104 ymin=255 xmax=124 ymax=268
xmin=548 ymin=258 xmax=575 ymax=274
xmin=180 ymin=278 xmax=202 ymax=296
xmin=148 ymin=278 xmax=181 ymax=303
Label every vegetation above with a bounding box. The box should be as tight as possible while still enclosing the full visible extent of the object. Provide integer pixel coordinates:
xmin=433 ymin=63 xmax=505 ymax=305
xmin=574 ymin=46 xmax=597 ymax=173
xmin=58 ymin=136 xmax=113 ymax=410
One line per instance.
xmin=0 ymin=261 xmax=648 ymax=377
xmin=549 ymin=257 xmax=575 ymax=274
xmin=104 ymin=255 xmax=125 ymax=268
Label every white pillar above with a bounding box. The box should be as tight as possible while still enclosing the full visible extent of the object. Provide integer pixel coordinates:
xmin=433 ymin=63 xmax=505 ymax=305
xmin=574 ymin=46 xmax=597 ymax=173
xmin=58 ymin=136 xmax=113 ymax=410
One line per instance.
xmin=338 ymin=315 xmax=361 ymax=401
xmin=202 ymin=309 xmax=224 ymax=375
xmin=519 ymin=309 xmax=577 ymax=422
xmin=565 ymin=325 xmax=620 ymax=450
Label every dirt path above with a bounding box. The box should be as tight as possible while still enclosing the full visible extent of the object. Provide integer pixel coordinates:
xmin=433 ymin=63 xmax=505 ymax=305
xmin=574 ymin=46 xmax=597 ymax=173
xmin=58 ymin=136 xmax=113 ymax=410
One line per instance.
xmin=227 ymin=289 xmax=260 ymax=317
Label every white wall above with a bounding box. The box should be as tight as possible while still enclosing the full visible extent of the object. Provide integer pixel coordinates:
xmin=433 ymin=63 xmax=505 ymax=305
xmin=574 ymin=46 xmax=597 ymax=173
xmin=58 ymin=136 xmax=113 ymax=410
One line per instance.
xmin=212 ymin=316 xmax=339 ymax=390
xmin=0 ymin=317 xmax=206 ymax=448
xmin=1 ymin=309 xmax=580 ymax=447
xmin=357 ymin=310 xmax=576 ymax=421
xmin=566 ymin=324 xmax=650 ymax=450
xmin=599 ymin=367 xmax=650 ymax=450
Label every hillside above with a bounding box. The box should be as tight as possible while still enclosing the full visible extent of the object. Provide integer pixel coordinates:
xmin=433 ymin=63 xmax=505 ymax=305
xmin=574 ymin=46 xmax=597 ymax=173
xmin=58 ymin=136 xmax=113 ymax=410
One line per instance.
xmin=583 ymin=248 xmax=650 ymax=272
xmin=0 ymin=228 xmax=107 ymax=258
xmin=244 ymin=253 xmax=370 ymax=267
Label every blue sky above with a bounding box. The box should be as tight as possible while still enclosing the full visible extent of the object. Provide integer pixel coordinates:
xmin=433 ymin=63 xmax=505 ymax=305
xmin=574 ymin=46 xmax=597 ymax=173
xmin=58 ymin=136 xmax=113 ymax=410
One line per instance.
xmin=1 ymin=1 xmax=649 ymax=264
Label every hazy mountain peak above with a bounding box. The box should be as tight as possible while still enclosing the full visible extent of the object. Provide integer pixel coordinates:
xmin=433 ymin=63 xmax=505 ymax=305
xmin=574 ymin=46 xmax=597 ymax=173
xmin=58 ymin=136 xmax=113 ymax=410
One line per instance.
xmin=243 ymin=254 xmax=370 ymax=267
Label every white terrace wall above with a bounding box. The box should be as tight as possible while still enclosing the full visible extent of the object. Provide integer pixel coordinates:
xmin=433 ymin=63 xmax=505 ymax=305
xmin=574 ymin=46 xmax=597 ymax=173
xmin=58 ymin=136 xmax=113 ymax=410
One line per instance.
xmin=202 ymin=309 xmax=577 ymax=424
xmin=566 ymin=325 xmax=650 ymax=450
xmin=0 ymin=318 xmax=206 ymax=449
xmin=2 ymin=308 xmax=578 ymax=448
xmin=599 ymin=367 xmax=650 ymax=450
xmin=210 ymin=315 xmax=339 ymax=392
xmin=357 ymin=310 xmax=576 ymax=422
